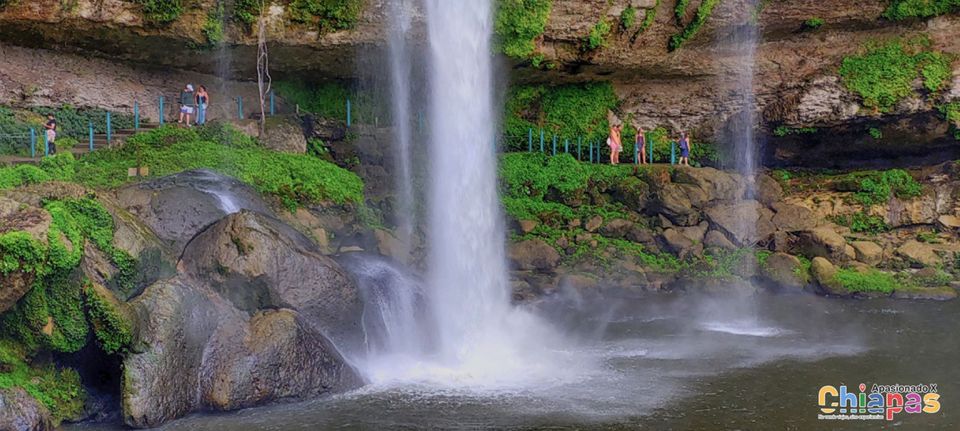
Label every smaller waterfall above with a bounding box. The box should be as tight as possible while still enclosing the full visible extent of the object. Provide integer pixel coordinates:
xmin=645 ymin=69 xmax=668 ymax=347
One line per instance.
xmin=387 ymin=0 xmax=418 ymax=261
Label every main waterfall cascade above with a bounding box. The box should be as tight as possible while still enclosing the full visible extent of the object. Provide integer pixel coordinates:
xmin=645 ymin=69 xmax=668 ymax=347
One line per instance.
xmin=356 ymin=0 xmax=569 ymax=386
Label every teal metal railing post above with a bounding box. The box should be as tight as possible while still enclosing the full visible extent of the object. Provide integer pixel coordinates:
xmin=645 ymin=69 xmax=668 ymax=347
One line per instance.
xmin=237 ymin=96 xmax=243 ymax=120
xmin=29 ymin=128 xmax=36 ymax=158
xmin=649 ymin=138 xmax=653 ymax=164
xmin=589 ymin=142 xmax=594 ymax=163
xmin=564 ymin=138 xmax=569 ymax=154
xmin=527 ymin=128 xmax=532 ymax=152
xmin=634 ymin=141 xmax=639 ymax=164
xmin=270 ymin=90 xmax=275 ymax=116
xmin=88 ymin=122 xmax=94 ymax=152
xmin=106 ymin=111 xmax=112 ymax=144
xmin=552 ymin=135 xmax=557 ymax=156
xmin=577 ymin=137 xmax=582 ymax=160
xmin=159 ymin=96 xmax=165 ymax=126
xmin=134 ymin=100 xmax=140 ymax=130
xmin=43 ymin=129 xmax=49 ymax=156
xmin=346 ymin=99 xmax=352 ymax=127
xmin=671 ymin=142 xmax=676 ymax=165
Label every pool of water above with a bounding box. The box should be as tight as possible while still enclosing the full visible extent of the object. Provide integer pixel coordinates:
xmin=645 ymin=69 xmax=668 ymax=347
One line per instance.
xmin=71 ymin=292 xmax=959 ymax=430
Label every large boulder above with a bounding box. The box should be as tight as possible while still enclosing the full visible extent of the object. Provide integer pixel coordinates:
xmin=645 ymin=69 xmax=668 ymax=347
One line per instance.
xmin=760 ymin=253 xmax=807 ymax=290
xmin=771 ymin=202 xmax=818 ymax=232
xmin=653 ymin=183 xmax=706 ymax=226
xmin=0 ymin=387 xmax=52 ymax=431
xmin=896 ymin=240 xmax=942 ymax=267
xmin=179 ymin=211 xmax=363 ymax=348
xmin=672 ymin=167 xmax=744 ymax=201
xmin=611 ymin=176 xmax=650 ymax=210
xmin=259 ymin=116 xmax=308 ymax=154
xmin=704 ymin=200 xmax=774 ymax=245
xmin=599 ymin=218 xmax=634 ymax=239
xmin=850 ymin=241 xmax=883 ymax=266
xmin=756 ymin=174 xmax=783 ymax=207
xmin=115 ymin=170 xmax=273 ymax=253
xmin=703 ymin=229 xmax=736 ymax=250
xmin=794 ymin=227 xmax=852 ymax=263
xmin=0 ymin=196 xmax=50 ymax=313
xmin=810 ymin=256 xmax=847 ymax=296
xmin=509 ymin=239 xmax=561 ymax=271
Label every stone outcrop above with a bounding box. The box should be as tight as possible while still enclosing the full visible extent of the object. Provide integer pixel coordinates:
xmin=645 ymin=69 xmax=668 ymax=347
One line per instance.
xmin=509 ymin=239 xmax=562 ymax=271
xmin=123 ymin=211 xmax=363 ymax=428
xmin=0 ymin=388 xmax=52 ymax=431
xmin=260 ymin=116 xmax=308 ymax=154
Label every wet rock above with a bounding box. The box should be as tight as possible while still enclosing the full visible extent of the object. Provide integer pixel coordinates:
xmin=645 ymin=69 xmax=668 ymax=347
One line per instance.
xmin=937 ymin=214 xmax=960 ymax=229
xmin=116 ymin=170 xmax=272 ymax=254
xmin=0 ymin=388 xmax=52 ymax=431
xmin=705 ymin=200 xmax=770 ymax=245
xmin=850 ymin=241 xmax=883 ymax=266
xmin=795 ymin=227 xmax=850 ymax=263
xmin=611 ymin=176 xmax=650 ymax=210
xmin=653 ymin=183 xmax=703 ymax=226
xmin=756 ymin=174 xmax=783 ymax=207
xmin=760 ymin=253 xmax=807 ymax=290
xmin=672 ymin=167 xmax=743 ymax=201
xmin=896 ymin=240 xmax=941 ymax=267
xmin=625 ymin=227 xmax=657 ymax=247
xmin=179 ymin=211 xmax=363 ymax=347
xmin=892 ymin=285 xmax=958 ymax=301
xmin=259 ymin=116 xmax=308 ymax=154
xmin=811 ymin=256 xmax=846 ymax=296
xmin=508 ymin=239 xmax=561 ymax=271
xmin=599 ymin=218 xmax=634 ymax=239
xmin=584 ymin=215 xmax=603 ymax=233
xmin=661 ymin=228 xmax=694 ymax=255
xmin=678 ymin=221 xmax=709 ymax=244
xmin=703 ymin=229 xmax=736 ymax=250
xmin=518 ymin=219 xmax=539 ymax=234
xmin=771 ymin=202 xmax=817 ymax=232
xmin=373 ymin=228 xmax=404 ymax=259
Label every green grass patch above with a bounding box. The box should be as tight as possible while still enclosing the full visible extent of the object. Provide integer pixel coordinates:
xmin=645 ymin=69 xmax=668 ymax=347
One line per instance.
xmin=638 ymin=1 xmax=660 ymax=33
xmin=834 ymin=268 xmax=897 ymax=293
xmin=620 ymin=5 xmax=637 ymax=30
xmin=803 ymin=17 xmax=825 ymax=29
xmin=288 ymin=0 xmax=363 ymax=32
xmin=773 ymin=126 xmax=817 ymax=137
xmin=584 ymin=19 xmax=612 ymax=51
xmin=133 ymin=0 xmax=182 ymax=25
xmin=494 ymin=0 xmax=553 ymax=59
xmin=883 ymin=0 xmax=960 ymax=20
xmin=233 ymin=0 xmax=261 ymax=25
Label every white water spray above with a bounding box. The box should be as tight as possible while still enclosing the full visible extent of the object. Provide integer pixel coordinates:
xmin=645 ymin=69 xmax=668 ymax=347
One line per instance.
xmin=356 ymin=0 xmax=571 ymax=388
xmin=388 ymin=0 xmax=417 ymax=260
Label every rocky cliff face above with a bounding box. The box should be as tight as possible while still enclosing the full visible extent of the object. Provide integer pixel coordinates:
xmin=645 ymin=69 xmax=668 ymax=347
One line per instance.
xmin=1 ymin=0 xmax=958 ymax=167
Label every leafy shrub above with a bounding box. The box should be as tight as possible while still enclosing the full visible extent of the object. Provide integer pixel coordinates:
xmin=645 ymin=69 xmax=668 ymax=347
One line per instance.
xmin=0 ymin=165 xmax=50 ymax=189
xmin=502 ymin=82 xmax=618 ymax=151
xmin=839 ymin=38 xmax=953 ymax=112
xmin=834 ymin=268 xmax=897 ymax=293
xmin=273 ymin=80 xmax=350 ymax=120
xmin=288 ymin=0 xmax=362 ymax=32
xmin=133 ymin=0 xmax=183 ymax=25
xmin=234 ymin=0 xmax=261 ymax=25
xmin=84 ymin=284 xmax=133 ymax=354
xmin=674 ymin=0 xmax=691 ymax=24
xmin=30 ymin=105 xmax=134 ymax=138
xmin=620 ymin=5 xmax=637 ymax=30
xmin=940 ymin=102 xmax=960 ymax=139
xmin=668 ymin=0 xmax=720 ymax=51
xmin=0 ymin=340 xmax=85 ymax=426
xmin=494 ymin=0 xmax=553 ymax=59
xmin=584 ymin=19 xmax=612 ymax=51
xmin=803 ymin=17 xmax=825 ymax=29
xmin=202 ymin=2 xmax=225 ymax=46
xmin=0 ymin=106 xmax=41 ymax=156
xmin=773 ymin=126 xmax=817 ymax=137
xmin=638 ymin=1 xmax=660 ymax=33
xmin=868 ymin=127 xmax=883 ymax=139
xmin=853 ymin=169 xmax=922 ymax=206
xmin=883 ymin=0 xmax=960 ymax=20
xmin=195 ymin=122 xmax=258 ymax=149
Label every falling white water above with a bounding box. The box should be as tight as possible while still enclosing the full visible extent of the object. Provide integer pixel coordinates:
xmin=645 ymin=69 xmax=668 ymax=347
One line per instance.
xmin=731 ymin=1 xmax=761 ymax=199
xmin=356 ymin=0 xmax=573 ymax=388
xmin=388 ymin=0 xmax=417 ymax=261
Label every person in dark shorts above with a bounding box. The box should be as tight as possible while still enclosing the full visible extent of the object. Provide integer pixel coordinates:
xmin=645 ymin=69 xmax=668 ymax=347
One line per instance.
xmin=44 ymin=113 xmax=57 ymax=155
xmin=678 ymin=131 xmax=692 ymax=166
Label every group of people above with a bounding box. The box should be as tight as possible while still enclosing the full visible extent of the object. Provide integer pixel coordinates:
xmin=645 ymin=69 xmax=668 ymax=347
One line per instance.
xmin=177 ymin=84 xmax=211 ymax=126
xmin=607 ymin=124 xmax=692 ymax=166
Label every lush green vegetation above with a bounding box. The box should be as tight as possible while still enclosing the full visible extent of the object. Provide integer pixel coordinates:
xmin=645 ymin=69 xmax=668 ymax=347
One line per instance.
xmin=584 ymin=19 xmax=612 ymax=51
xmin=674 ymin=0 xmax=691 ymax=24
xmin=773 ymin=126 xmax=817 ymax=137
xmin=133 ymin=0 xmax=183 ymax=25
xmin=868 ymin=127 xmax=883 ymax=139
xmin=503 ymin=83 xmax=619 ymax=151
xmin=233 ymin=0 xmax=261 ymax=25
xmin=832 ymin=211 xmax=890 ymax=234
xmin=0 ymin=341 xmax=85 ymax=426
xmin=84 ymin=284 xmax=133 ymax=354
xmin=803 ymin=17 xmax=825 ymax=29
xmin=638 ymin=1 xmax=660 ymax=33
xmin=668 ymin=0 xmax=720 ymax=51
xmin=839 ymin=38 xmax=954 ymax=112
xmin=288 ymin=0 xmax=362 ymax=32
xmin=202 ymin=1 xmax=225 ymax=46
xmin=834 ymin=268 xmax=898 ymax=293
xmin=883 ymin=0 xmax=960 ymax=20
xmin=620 ymin=6 xmax=637 ymax=30
xmin=940 ymin=102 xmax=960 ymax=139
xmin=273 ymin=80 xmax=380 ymax=122
xmin=851 ymin=169 xmax=923 ymax=206
xmin=0 ymin=106 xmax=40 ymax=156
xmin=494 ymin=0 xmax=553 ymax=59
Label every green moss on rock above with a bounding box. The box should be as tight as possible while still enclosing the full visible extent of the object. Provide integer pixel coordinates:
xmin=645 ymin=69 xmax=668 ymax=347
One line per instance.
xmin=84 ymin=283 xmax=134 ymax=355
xmin=494 ymin=0 xmax=553 ymax=59
xmin=0 ymin=340 xmax=86 ymax=426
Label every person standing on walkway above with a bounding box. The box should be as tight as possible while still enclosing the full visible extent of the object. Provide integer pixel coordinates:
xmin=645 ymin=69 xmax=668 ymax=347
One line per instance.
xmin=678 ymin=131 xmax=692 ymax=166
xmin=195 ymin=85 xmax=209 ymax=125
xmin=636 ymin=126 xmax=647 ymax=165
xmin=178 ymin=84 xmax=195 ymax=126
xmin=44 ymin=113 xmax=57 ymax=155
xmin=608 ymin=123 xmax=623 ymax=165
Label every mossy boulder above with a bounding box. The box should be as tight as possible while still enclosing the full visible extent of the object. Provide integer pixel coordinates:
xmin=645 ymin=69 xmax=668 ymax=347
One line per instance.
xmin=0 ymin=387 xmax=53 ymax=431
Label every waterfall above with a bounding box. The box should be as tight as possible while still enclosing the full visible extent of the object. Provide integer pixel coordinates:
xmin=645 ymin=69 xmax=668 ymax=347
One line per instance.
xmin=388 ymin=0 xmax=417 ymax=261
xmin=354 ymin=0 xmax=568 ymax=387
